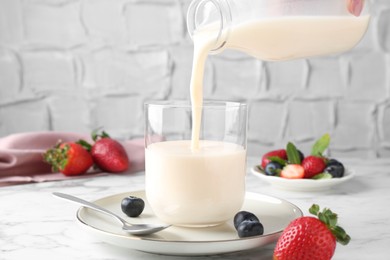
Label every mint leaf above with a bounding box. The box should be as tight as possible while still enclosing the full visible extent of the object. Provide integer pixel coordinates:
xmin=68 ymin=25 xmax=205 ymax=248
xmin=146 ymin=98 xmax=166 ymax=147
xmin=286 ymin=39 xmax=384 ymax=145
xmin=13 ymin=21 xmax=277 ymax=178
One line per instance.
xmin=312 ymin=173 xmax=333 ymax=180
xmin=267 ymin=156 xmax=287 ymax=166
xmin=286 ymin=142 xmax=301 ymax=164
xmin=311 ymin=134 xmax=330 ymax=156
xmin=256 ymin=165 xmax=265 ymax=173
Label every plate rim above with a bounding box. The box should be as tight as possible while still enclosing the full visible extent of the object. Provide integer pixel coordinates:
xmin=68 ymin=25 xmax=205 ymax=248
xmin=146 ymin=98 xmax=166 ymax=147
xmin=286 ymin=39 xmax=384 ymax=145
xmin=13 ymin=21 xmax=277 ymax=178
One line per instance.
xmin=76 ymin=190 xmax=303 ymax=244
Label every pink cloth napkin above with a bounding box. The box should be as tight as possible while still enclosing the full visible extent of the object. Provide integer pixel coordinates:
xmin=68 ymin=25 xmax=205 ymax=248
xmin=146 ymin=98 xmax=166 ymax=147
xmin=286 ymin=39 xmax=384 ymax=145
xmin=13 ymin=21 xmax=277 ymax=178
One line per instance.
xmin=0 ymin=132 xmax=145 ymax=187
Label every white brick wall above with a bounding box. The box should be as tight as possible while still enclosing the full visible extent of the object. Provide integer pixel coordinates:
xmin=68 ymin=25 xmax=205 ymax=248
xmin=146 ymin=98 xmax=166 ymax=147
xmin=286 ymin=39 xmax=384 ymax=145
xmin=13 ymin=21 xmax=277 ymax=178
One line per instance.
xmin=0 ymin=0 xmax=389 ymax=158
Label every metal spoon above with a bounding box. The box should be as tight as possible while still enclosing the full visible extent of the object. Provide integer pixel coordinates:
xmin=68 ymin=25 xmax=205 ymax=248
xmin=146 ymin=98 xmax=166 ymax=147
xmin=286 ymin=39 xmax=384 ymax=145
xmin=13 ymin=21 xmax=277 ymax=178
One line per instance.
xmin=53 ymin=192 xmax=170 ymax=235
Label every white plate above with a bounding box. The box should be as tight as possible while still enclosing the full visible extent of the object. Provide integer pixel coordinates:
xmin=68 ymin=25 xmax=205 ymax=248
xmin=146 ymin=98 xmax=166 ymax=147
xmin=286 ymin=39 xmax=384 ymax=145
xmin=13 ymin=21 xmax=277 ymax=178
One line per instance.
xmin=76 ymin=190 xmax=302 ymax=256
xmin=251 ymin=166 xmax=355 ymax=192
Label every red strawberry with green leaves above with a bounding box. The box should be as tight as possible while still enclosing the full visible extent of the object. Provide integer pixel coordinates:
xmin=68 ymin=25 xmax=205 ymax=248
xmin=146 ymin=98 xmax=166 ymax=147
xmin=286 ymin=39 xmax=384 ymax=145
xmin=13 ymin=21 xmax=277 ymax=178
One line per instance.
xmin=302 ymin=134 xmax=330 ymax=178
xmin=261 ymin=149 xmax=287 ymax=168
xmin=79 ymin=130 xmax=129 ymax=173
xmin=43 ymin=142 xmax=93 ymax=176
xmin=274 ymin=204 xmax=350 ymax=260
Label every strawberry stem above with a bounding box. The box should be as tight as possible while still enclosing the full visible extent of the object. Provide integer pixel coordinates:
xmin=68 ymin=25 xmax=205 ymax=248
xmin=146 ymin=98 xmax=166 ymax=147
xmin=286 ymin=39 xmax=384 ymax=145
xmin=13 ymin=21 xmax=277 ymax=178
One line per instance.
xmin=43 ymin=143 xmax=70 ymax=172
xmin=76 ymin=139 xmax=92 ymax=152
xmin=309 ymin=204 xmax=351 ymax=245
xmin=92 ymin=128 xmax=110 ymax=142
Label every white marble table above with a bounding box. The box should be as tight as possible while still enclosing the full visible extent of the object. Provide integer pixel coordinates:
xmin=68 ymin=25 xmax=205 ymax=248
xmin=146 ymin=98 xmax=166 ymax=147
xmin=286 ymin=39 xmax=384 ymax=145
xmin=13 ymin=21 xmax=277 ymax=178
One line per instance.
xmin=1 ymin=157 xmax=390 ymax=260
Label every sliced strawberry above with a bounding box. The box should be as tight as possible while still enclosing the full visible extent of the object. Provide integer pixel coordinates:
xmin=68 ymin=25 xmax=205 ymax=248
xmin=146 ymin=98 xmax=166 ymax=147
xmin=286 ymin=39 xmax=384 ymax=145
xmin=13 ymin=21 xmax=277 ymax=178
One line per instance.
xmin=280 ymin=164 xmax=304 ymax=179
xmin=261 ymin=149 xmax=287 ymax=168
xmin=302 ymin=156 xmax=326 ymax=178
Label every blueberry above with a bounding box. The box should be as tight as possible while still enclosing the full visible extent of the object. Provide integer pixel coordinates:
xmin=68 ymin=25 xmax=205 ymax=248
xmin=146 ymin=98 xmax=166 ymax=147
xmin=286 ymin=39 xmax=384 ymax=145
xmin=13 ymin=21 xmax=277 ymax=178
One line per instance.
xmin=325 ymin=159 xmax=345 ymax=178
xmin=237 ymin=220 xmax=264 ymax=238
xmin=121 ymin=196 xmax=145 ymax=217
xmin=234 ymin=211 xmax=260 ymax=229
xmin=298 ymin=150 xmax=305 ymax=163
xmin=328 ymin=159 xmax=344 ymax=167
xmin=264 ymin=162 xmax=283 ymax=176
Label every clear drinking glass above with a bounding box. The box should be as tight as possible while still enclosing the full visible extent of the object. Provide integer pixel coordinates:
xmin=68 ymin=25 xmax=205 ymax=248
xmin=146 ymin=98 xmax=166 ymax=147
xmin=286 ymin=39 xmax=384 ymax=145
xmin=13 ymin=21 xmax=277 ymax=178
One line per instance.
xmin=144 ymin=100 xmax=247 ymax=227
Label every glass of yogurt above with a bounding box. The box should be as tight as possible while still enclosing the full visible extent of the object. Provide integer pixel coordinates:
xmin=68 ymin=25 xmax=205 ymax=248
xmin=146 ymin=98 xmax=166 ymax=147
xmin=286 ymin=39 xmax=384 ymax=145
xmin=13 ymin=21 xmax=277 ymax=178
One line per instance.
xmin=144 ymin=100 xmax=247 ymax=227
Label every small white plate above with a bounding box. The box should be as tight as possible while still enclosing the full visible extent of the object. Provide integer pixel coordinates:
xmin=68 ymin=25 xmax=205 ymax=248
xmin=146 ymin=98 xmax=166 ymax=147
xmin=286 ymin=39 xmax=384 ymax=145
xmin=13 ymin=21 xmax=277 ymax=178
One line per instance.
xmin=251 ymin=166 xmax=355 ymax=192
xmin=76 ymin=190 xmax=302 ymax=256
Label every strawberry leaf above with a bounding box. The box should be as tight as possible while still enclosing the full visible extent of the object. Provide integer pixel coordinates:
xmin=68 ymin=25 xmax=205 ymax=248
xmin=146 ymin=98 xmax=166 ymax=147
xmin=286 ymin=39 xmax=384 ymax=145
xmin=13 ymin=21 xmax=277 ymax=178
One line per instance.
xmin=101 ymin=131 xmax=110 ymax=138
xmin=91 ymin=128 xmax=100 ymax=142
xmin=311 ymin=133 xmax=330 ymax=157
xmin=331 ymin=226 xmax=351 ymax=245
xmin=92 ymin=128 xmax=111 ymax=141
xmin=309 ymin=204 xmax=320 ymax=215
xmin=308 ymin=204 xmax=351 ymax=246
xmin=318 ymin=212 xmax=328 ymax=225
xmin=286 ymin=142 xmax=301 ymax=164
xmin=327 ymin=212 xmax=338 ymax=227
xmin=77 ymin=139 xmax=92 ymax=152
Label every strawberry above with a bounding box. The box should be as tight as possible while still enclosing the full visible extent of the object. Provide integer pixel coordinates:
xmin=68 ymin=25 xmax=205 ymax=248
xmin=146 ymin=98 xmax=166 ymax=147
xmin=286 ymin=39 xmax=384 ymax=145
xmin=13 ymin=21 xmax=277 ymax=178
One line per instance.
xmin=347 ymin=0 xmax=364 ymax=17
xmin=302 ymin=156 xmax=327 ymax=178
xmin=280 ymin=164 xmax=304 ymax=179
xmin=261 ymin=149 xmax=287 ymax=168
xmin=300 ymin=134 xmax=330 ymax=178
xmin=278 ymin=142 xmax=304 ymax=179
xmin=81 ymin=130 xmax=129 ymax=173
xmin=274 ymin=204 xmax=350 ymax=260
xmin=43 ymin=142 xmax=93 ymax=176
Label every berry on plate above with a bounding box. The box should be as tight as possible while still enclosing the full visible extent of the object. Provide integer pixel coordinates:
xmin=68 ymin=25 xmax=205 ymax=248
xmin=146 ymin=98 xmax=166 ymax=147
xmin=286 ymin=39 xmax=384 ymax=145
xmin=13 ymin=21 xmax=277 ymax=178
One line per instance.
xmin=302 ymin=156 xmax=327 ymax=178
xmin=280 ymin=164 xmax=304 ymax=179
xmin=258 ymin=134 xmax=348 ymax=181
xmin=261 ymin=149 xmax=287 ymax=168
xmin=121 ymin=196 xmax=145 ymax=217
xmin=43 ymin=142 xmax=93 ymax=176
xmin=233 ymin=211 xmax=264 ymax=238
xmin=325 ymin=159 xmax=345 ymax=178
xmin=279 ymin=142 xmax=305 ymax=179
xmin=265 ymin=162 xmax=283 ymax=176
xmin=301 ymin=133 xmax=330 ymax=178
xmin=236 ymin=220 xmax=264 ymax=238
xmin=234 ymin=211 xmax=260 ymax=229
xmin=274 ymin=204 xmax=350 ymax=260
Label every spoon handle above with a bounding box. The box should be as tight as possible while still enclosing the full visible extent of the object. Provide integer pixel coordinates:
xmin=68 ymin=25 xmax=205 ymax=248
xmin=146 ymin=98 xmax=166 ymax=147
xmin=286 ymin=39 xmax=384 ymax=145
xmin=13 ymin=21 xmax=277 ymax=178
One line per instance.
xmin=53 ymin=192 xmax=126 ymax=225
